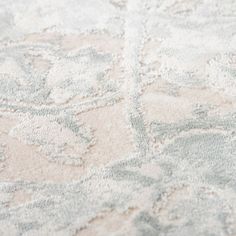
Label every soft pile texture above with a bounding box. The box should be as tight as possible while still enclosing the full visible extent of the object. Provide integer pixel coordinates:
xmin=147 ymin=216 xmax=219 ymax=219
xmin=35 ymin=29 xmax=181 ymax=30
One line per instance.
xmin=0 ymin=0 xmax=236 ymax=235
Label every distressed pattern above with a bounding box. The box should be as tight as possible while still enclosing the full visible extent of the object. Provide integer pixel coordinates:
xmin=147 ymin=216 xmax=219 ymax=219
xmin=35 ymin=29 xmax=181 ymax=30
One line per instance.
xmin=0 ymin=0 xmax=236 ymax=235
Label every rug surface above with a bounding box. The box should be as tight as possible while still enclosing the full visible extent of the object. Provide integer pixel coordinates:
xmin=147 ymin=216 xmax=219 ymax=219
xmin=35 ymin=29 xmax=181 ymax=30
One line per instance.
xmin=0 ymin=0 xmax=236 ymax=235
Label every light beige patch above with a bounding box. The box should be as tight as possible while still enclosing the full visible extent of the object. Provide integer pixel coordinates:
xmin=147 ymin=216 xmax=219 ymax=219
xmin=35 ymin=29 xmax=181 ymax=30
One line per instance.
xmin=24 ymin=32 xmax=61 ymax=44
xmin=9 ymin=190 xmax=32 ymax=207
xmin=179 ymin=86 xmax=236 ymax=116
xmin=142 ymin=91 xmax=193 ymax=123
xmin=138 ymin=163 xmax=162 ymax=180
xmin=142 ymin=81 xmax=236 ymax=123
xmin=24 ymin=33 xmax=123 ymax=55
xmin=31 ymin=57 xmax=51 ymax=74
xmin=79 ymin=102 xmax=133 ymax=167
xmin=0 ymin=134 xmax=86 ymax=182
xmin=0 ymin=116 xmax=17 ymax=134
xmin=61 ymin=34 xmax=123 ymax=54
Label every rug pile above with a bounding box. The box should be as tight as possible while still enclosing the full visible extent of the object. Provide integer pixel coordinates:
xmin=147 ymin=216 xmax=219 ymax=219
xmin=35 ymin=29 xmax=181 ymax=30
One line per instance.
xmin=0 ymin=0 xmax=236 ymax=235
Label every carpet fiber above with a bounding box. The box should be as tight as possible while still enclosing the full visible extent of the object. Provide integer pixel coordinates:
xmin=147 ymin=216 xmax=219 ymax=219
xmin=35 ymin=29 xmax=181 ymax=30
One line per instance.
xmin=0 ymin=0 xmax=236 ymax=235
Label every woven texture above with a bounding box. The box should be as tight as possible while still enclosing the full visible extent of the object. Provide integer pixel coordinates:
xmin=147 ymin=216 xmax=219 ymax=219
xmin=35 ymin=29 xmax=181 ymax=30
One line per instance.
xmin=0 ymin=0 xmax=236 ymax=235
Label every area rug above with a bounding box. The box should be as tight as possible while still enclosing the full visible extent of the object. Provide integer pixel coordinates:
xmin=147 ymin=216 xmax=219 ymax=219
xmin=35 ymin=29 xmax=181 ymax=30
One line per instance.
xmin=0 ymin=0 xmax=236 ymax=235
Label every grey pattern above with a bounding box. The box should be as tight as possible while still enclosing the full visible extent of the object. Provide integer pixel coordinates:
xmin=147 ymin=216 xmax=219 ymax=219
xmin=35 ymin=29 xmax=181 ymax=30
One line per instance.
xmin=0 ymin=0 xmax=236 ymax=235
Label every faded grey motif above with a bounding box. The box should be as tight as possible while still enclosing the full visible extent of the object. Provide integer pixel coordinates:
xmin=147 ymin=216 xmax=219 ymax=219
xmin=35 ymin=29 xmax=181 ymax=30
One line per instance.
xmin=0 ymin=0 xmax=236 ymax=235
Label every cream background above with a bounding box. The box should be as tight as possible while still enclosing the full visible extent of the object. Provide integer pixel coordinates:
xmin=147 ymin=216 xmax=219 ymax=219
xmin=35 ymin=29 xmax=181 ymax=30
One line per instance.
xmin=0 ymin=0 xmax=236 ymax=235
